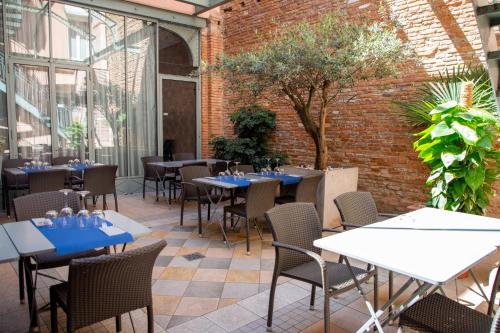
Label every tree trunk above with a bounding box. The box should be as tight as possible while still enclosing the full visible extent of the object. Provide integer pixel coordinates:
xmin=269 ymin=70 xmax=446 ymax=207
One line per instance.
xmin=315 ymin=132 xmax=328 ymax=170
xmin=294 ymin=104 xmax=328 ymax=170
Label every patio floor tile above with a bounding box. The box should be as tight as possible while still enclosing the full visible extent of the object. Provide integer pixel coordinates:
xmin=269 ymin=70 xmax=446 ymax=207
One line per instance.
xmin=192 ymin=268 xmax=228 ymax=282
xmin=199 ymin=258 xmax=232 ymax=269
xmin=226 ymin=269 xmax=260 ymax=283
xmin=152 ymin=280 xmax=190 ymax=296
xmin=205 ymin=303 xmax=260 ymax=331
xmin=221 ymin=282 xmax=259 ymax=299
xmin=167 ymin=316 xmax=226 ymax=333
xmin=160 ymin=267 xmax=197 ymax=281
xmin=184 ymin=281 xmax=225 ymax=298
xmin=229 ymin=258 xmax=260 ymax=270
xmin=174 ymin=297 xmax=219 ymax=316
xmin=153 ymin=295 xmax=181 ymax=315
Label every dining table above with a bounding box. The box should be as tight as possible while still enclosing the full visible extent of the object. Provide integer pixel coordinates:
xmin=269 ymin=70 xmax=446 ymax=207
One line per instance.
xmin=2 ymin=210 xmax=150 ymax=330
xmin=313 ymin=207 xmax=500 ymax=333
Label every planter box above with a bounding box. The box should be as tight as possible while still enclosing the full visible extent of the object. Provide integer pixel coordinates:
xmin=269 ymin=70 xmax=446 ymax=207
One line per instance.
xmin=316 ymin=167 xmax=359 ymax=229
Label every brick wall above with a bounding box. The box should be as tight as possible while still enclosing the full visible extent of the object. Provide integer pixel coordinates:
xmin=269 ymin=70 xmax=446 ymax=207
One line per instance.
xmin=201 ymin=0 xmax=500 ymax=216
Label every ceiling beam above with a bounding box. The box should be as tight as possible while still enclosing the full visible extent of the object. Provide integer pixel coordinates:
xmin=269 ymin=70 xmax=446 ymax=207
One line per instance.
xmin=194 ymin=0 xmax=232 ymax=15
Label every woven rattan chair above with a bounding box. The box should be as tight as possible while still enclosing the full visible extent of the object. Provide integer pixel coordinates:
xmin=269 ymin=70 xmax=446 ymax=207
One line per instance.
xmin=141 ymin=156 xmax=174 ymax=202
xmin=399 ymin=267 xmax=500 ymax=333
xmin=275 ymin=173 xmax=322 ymax=205
xmin=264 ymin=203 xmax=378 ymax=333
xmin=83 ymin=165 xmax=118 ymax=211
xmin=50 ymin=240 xmax=166 ymax=333
xmin=223 ymin=178 xmax=280 ymax=254
xmin=179 ymin=165 xmax=230 ymax=235
xmin=173 ymin=152 xmax=195 ymax=161
xmin=334 ymin=191 xmax=396 ymax=229
xmin=28 ymin=169 xmax=67 ymax=193
xmin=13 ymin=191 xmax=108 ymax=320
xmin=2 ymin=158 xmax=30 ymax=215
xmin=53 ymin=156 xmax=83 ymax=189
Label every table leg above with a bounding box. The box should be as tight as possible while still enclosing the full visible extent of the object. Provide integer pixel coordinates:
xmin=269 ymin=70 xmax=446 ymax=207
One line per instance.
xmin=230 ymin=189 xmax=234 ymax=227
xmin=24 ymin=257 xmax=39 ymax=331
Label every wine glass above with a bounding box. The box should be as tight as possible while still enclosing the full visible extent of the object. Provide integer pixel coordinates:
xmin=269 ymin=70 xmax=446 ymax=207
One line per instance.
xmin=91 ymin=210 xmax=106 ymax=228
xmin=234 ymin=161 xmax=240 ymax=174
xmin=274 ymin=158 xmax=280 ymax=172
xmin=225 ymin=161 xmax=231 ymax=176
xmin=76 ymin=191 xmax=90 ymax=225
xmin=45 ymin=210 xmax=58 ymax=228
xmin=59 ymin=189 xmax=74 ymax=217
xmin=266 ymin=158 xmax=271 ymax=173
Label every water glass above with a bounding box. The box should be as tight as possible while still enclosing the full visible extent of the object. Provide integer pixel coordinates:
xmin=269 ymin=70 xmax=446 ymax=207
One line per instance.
xmin=91 ymin=210 xmax=106 ymax=228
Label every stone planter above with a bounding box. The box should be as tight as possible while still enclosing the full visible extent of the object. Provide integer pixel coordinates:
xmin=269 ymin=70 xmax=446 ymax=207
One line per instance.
xmin=316 ymin=167 xmax=359 ymax=229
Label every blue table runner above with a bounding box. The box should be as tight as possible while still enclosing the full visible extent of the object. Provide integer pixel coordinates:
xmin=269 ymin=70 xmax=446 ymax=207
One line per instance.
xmin=210 ymin=176 xmax=253 ymax=188
xmin=251 ymin=172 xmax=302 ymax=186
xmin=18 ymin=166 xmax=51 ymax=174
xmin=33 ymin=216 xmax=133 ymax=256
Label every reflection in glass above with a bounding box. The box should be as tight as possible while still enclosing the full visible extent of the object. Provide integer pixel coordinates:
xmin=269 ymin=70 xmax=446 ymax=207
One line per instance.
xmin=6 ymin=0 xmax=49 ymax=58
xmin=50 ymin=3 xmax=89 ymax=62
xmin=55 ymin=68 xmax=88 ymax=159
xmin=158 ymin=27 xmax=194 ymax=76
xmin=91 ymin=11 xmax=127 ymax=176
xmin=15 ymin=64 xmax=51 ymax=161
xmin=0 ymin=1 xmax=10 ymax=164
xmin=126 ymin=18 xmax=157 ymax=176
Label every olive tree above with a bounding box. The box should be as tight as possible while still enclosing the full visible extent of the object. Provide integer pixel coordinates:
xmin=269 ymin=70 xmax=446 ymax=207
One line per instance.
xmin=211 ymin=12 xmax=412 ymax=169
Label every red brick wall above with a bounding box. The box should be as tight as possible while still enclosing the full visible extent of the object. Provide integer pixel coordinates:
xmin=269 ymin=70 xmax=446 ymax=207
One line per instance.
xmin=201 ymin=0 xmax=500 ymax=216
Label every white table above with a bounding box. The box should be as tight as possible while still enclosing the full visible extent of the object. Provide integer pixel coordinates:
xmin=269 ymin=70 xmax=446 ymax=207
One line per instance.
xmin=0 ymin=225 xmax=19 ymax=263
xmin=313 ymin=208 xmax=500 ymax=332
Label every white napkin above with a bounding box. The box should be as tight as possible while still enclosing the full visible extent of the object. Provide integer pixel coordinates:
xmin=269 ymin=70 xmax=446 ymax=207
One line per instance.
xmin=249 ymin=179 xmax=258 ymax=182
xmin=32 ymin=218 xmax=53 ymax=227
xmin=206 ymin=177 xmax=217 ymax=179
xmin=288 ymin=174 xmax=301 ymax=177
xmin=99 ymin=226 xmax=126 ymax=236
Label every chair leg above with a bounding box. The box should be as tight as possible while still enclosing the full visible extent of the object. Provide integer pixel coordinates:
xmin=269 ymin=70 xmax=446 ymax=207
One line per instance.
xmin=116 ymin=315 xmax=122 ymax=332
xmin=253 ymin=219 xmax=263 ymax=240
xmin=324 ymin=290 xmax=331 ymax=333
xmin=18 ymin=259 xmax=25 ymax=304
xmin=163 ymin=180 xmax=166 ymax=197
xmin=310 ymin=285 xmax=316 ymax=310
xmin=267 ymin=271 xmax=279 ymax=331
xmin=103 ymin=194 xmax=107 ymax=210
xmin=246 ymin=218 xmax=250 ymax=255
xmin=180 ymin=197 xmax=184 ymax=226
xmin=168 ymin=181 xmax=172 ymax=205
xmin=142 ymin=178 xmax=146 ymax=199
xmin=155 ymin=180 xmax=159 ymax=202
xmin=223 ymin=209 xmax=227 ymax=238
xmin=373 ymin=268 xmax=379 ymax=311
xmin=197 ymin=201 xmax=202 ymax=236
xmin=50 ymin=289 xmax=57 ymax=333
xmin=207 ymin=202 xmax=211 ymax=221
xmin=114 ymin=192 xmax=118 ymax=212
xmin=147 ymin=305 xmax=154 ymax=333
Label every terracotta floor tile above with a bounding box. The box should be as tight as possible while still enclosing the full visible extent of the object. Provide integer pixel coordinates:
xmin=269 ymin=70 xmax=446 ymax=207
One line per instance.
xmin=160 ymin=267 xmax=196 ymax=281
xmin=205 ymin=247 xmax=234 ymax=258
xmin=152 ymin=266 xmax=166 ymax=280
xmin=176 ymin=247 xmax=208 ymax=256
xmin=233 ymin=247 xmax=262 ymax=258
xmin=192 ymin=268 xmax=228 ymax=282
xmin=218 ymin=298 xmax=239 ymax=309
xmin=174 ymin=297 xmax=219 ymax=316
xmin=150 ymin=230 xmax=168 ymax=238
xmin=259 ymin=270 xmax=273 ymax=283
xmin=261 ymin=248 xmax=275 ymax=259
xmin=161 ymin=246 xmax=180 ymax=256
xmin=152 ymin=295 xmax=181 ymax=315
xmin=226 ymin=269 xmax=260 ymax=283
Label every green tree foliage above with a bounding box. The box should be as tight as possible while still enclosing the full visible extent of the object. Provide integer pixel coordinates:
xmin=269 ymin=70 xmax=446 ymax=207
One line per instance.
xmin=210 ymin=105 xmax=287 ymax=169
xmin=414 ymin=100 xmax=499 ymax=215
xmin=210 ymin=11 xmax=411 ymax=169
xmin=394 ymin=65 xmax=499 ymax=127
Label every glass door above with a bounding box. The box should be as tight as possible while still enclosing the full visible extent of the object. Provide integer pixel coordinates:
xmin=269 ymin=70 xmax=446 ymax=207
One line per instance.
xmin=13 ymin=63 xmax=52 ymax=162
xmin=53 ymin=67 xmax=88 ymax=160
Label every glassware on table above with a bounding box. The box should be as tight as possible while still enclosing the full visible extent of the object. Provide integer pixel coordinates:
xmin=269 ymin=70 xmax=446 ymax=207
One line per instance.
xmin=225 ymin=161 xmax=231 ymax=176
xmin=59 ymin=189 xmax=74 ymax=217
xmin=76 ymin=190 xmax=91 ymax=225
xmin=45 ymin=210 xmax=58 ymax=228
xmin=24 ymin=162 xmax=30 ymax=169
xmin=91 ymin=209 xmax=106 ymax=228
xmin=266 ymin=158 xmax=271 ymax=173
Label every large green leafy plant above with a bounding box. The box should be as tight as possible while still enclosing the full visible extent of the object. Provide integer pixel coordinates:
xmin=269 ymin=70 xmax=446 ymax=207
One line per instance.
xmin=414 ymin=87 xmax=499 ymax=215
xmin=210 ymin=12 xmax=411 ymax=169
xmin=210 ymin=105 xmax=287 ymax=169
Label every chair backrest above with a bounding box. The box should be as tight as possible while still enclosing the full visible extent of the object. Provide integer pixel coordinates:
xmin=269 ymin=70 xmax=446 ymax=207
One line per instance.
xmin=265 ymin=203 xmax=322 ymax=272
xmin=141 ymin=156 xmax=163 ymax=179
xmin=295 ymin=174 xmax=322 ymax=204
xmin=28 ymin=169 xmax=66 ymax=193
xmin=13 ymin=191 xmax=80 ymax=221
xmin=52 ymin=156 xmax=77 ymax=166
xmin=246 ymin=179 xmax=280 ymax=220
xmin=211 ymin=161 xmax=235 ymax=176
xmin=173 ymin=153 xmax=194 ymax=161
xmin=490 ymin=307 xmax=500 ymax=333
xmin=67 ymin=240 xmax=166 ymax=330
xmin=230 ymin=164 xmax=254 ymax=174
xmin=334 ymin=191 xmax=379 ymax=228
xmin=83 ymin=165 xmax=118 ymax=196
xmin=2 ymin=158 xmax=31 ymax=171
xmin=179 ymin=165 xmax=210 ymax=198
xmin=2 ymin=158 xmax=31 ymax=185
xmin=488 ymin=267 xmax=500 ymax=317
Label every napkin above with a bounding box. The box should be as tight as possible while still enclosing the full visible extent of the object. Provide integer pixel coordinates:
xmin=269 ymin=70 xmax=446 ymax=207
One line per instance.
xmin=288 ymin=174 xmax=301 ymax=177
xmin=99 ymin=226 xmax=126 ymax=236
xmin=32 ymin=218 xmax=53 ymax=227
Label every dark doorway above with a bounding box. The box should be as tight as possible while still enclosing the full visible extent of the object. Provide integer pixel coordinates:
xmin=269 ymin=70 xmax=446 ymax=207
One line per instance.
xmin=162 ymin=79 xmax=197 ymax=158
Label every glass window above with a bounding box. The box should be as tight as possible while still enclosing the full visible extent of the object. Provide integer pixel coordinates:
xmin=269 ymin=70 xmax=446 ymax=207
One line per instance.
xmin=6 ymin=0 xmax=49 ymax=58
xmin=0 ymin=1 xmax=9 ymax=161
xmin=14 ymin=64 xmax=51 ymax=161
xmin=158 ymin=27 xmax=194 ymax=76
xmin=50 ymin=3 xmax=89 ymax=62
xmin=126 ymin=18 xmax=156 ymax=176
xmin=55 ymin=68 xmax=88 ymax=159
xmin=91 ymin=11 xmax=127 ymax=176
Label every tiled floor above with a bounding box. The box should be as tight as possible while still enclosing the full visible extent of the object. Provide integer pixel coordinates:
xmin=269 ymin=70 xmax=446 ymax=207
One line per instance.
xmin=0 ymin=192 xmax=498 ymax=332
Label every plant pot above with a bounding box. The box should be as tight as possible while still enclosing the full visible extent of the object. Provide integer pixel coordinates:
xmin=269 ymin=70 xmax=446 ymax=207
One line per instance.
xmin=316 ymin=167 xmax=359 ymax=229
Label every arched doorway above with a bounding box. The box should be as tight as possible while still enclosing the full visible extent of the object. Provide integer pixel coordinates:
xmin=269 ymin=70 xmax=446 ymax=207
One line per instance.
xmin=158 ymin=27 xmax=198 ymax=160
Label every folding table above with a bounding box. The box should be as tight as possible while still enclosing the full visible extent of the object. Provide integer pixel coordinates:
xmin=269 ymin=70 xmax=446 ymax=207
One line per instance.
xmin=313 ymin=208 xmax=500 ymax=333
xmin=0 ymin=225 xmax=19 ymax=264
xmin=3 ymin=210 xmax=151 ymax=330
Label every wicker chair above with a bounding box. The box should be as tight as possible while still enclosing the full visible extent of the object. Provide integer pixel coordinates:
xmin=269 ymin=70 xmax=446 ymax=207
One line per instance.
xmin=50 ymin=240 xmax=166 ymax=333
xmin=141 ymin=156 xmax=175 ymax=202
xmin=173 ymin=152 xmax=195 ymax=161
xmin=399 ymin=267 xmax=500 ymax=333
xmin=179 ymin=165 xmax=230 ymax=235
xmin=2 ymin=158 xmax=30 ymax=215
xmin=83 ymin=165 xmax=118 ymax=211
xmin=223 ymin=178 xmax=280 ymax=254
xmin=53 ymin=156 xmax=83 ymax=189
xmin=334 ymin=191 xmax=396 ymax=229
xmin=264 ymin=203 xmax=378 ymax=333
xmin=28 ymin=169 xmax=67 ymax=193
xmin=13 ymin=192 xmax=108 ymax=319
xmin=275 ymin=173 xmax=322 ymax=205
